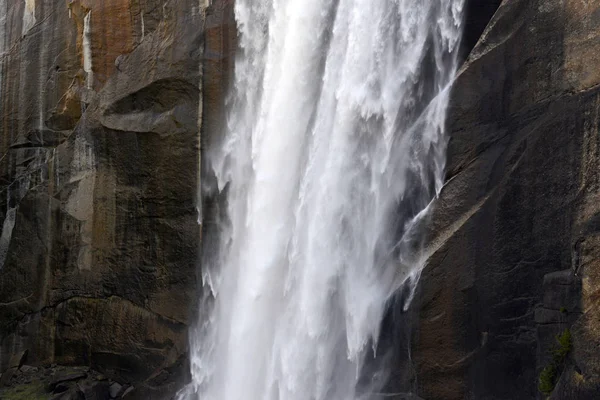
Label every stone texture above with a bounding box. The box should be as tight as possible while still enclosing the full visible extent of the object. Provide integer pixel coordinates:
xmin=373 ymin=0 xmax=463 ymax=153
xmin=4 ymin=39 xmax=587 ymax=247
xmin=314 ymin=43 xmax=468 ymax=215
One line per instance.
xmin=0 ymin=364 xmax=132 ymax=399
xmin=109 ymin=382 xmax=123 ymax=399
xmin=414 ymin=0 xmax=600 ymax=398
xmin=49 ymin=370 xmax=87 ymax=391
xmin=0 ymin=0 xmax=212 ymax=394
xmin=77 ymin=378 xmax=110 ymax=400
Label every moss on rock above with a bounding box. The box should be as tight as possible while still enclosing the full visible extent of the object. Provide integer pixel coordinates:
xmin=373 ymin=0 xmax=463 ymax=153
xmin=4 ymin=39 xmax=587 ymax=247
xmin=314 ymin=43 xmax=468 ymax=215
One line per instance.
xmin=0 ymin=380 xmax=49 ymax=400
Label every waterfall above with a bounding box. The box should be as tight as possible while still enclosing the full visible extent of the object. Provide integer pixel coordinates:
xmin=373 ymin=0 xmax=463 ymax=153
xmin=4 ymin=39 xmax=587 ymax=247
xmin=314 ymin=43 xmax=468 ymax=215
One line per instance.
xmin=182 ymin=0 xmax=464 ymax=399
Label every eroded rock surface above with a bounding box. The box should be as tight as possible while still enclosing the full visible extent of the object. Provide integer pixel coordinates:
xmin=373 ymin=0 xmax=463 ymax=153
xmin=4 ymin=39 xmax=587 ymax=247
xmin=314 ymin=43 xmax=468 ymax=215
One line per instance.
xmin=416 ymin=0 xmax=600 ymax=398
xmin=0 ymin=364 xmax=133 ymax=400
xmin=0 ymin=0 xmax=214 ymax=395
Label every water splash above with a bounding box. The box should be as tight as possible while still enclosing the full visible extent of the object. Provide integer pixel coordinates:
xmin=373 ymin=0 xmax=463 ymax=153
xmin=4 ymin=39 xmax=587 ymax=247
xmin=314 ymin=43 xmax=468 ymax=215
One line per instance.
xmin=183 ymin=0 xmax=464 ymax=399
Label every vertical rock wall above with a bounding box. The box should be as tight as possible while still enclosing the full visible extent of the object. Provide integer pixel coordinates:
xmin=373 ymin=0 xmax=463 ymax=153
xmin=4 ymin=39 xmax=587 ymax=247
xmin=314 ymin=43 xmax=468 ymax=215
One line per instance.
xmin=0 ymin=0 xmax=209 ymax=395
xmin=416 ymin=0 xmax=600 ymax=398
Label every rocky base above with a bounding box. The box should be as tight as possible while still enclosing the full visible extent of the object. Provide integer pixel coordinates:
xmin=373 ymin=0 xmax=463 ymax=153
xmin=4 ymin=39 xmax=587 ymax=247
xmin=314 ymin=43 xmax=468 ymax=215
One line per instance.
xmin=0 ymin=351 xmax=184 ymax=400
xmin=0 ymin=365 xmax=130 ymax=400
xmin=0 ymin=364 xmax=185 ymax=400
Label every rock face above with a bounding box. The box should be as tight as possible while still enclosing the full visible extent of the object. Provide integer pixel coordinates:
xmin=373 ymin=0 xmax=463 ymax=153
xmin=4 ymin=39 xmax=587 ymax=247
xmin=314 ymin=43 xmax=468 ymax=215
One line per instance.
xmin=2 ymin=0 xmax=600 ymax=399
xmin=415 ymin=0 xmax=600 ymax=398
xmin=0 ymin=0 xmax=216 ymax=396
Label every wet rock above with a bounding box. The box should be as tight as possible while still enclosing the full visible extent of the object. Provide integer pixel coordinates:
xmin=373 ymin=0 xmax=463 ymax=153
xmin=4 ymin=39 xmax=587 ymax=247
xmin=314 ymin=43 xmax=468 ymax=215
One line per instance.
xmin=54 ymin=381 xmax=73 ymax=394
xmin=49 ymin=371 xmax=88 ymax=392
xmin=0 ymin=0 xmax=216 ymax=396
xmin=7 ymin=350 xmax=28 ymax=370
xmin=120 ymin=383 xmax=178 ymax=400
xmin=108 ymin=382 xmax=123 ymax=398
xmin=0 ymin=350 xmax=30 ymax=386
xmin=0 ymin=352 xmax=28 ymax=387
xmin=413 ymin=0 xmax=600 ymax=398
xmin=0 ymin=368 xmax=15 ymax=387
xmin=121 ymin=386 xmax=135 ymax=398
xmin=19 ymin=365 xmax=38 ymax=374
xmin=77 ymin=379 xmax=110 ymax=400
xmin=542 ymin=270 xmax=581 ymax=312
xmin=0 ymin=365 xmax=120 ymax=400
xmin=52 ymin=389 xmax=86 ymax=400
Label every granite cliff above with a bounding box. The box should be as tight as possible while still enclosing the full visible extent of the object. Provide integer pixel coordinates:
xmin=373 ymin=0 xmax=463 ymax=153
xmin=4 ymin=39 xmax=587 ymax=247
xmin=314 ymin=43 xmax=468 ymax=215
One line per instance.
xmin=416 ymin=0 xmax=600 ymax=399
xmin=0 ymin=0 xmax=599 ymax=399
xmin=0 ymin=0 xmax=222 ymax=398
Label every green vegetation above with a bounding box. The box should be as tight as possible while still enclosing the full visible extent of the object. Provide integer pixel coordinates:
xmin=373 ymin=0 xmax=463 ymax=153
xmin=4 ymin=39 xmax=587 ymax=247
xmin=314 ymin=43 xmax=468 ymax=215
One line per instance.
xmin=554 ymin=329 xmax=573 ymax=358
xmin=538 ymin=328 xmax=573 ymax=396
xmin=559 ymin=306 xmax=567 ymax=314
xmin=538 ymin=364 xmax=557 ymax=395
xmin=0 ymin=381 xmax=49 ymax=400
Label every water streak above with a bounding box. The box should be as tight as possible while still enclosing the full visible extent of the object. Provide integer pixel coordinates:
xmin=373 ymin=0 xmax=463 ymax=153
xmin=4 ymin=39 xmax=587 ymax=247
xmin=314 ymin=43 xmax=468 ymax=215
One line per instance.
xmin=83 ymin=11 xmax=93 ymax=88
xmin=22 ymin=0 xmax=36 ymax=36
xmin=184 ymin=0 xmax=464 ymax=399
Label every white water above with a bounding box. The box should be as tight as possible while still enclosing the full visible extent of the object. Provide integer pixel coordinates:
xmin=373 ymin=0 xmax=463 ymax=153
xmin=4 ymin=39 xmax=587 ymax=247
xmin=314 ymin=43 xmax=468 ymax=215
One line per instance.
xmin=83 ymin=11 xmax=93 ymax=89
xmin=182 ymin=1 xmax=464 ymax=399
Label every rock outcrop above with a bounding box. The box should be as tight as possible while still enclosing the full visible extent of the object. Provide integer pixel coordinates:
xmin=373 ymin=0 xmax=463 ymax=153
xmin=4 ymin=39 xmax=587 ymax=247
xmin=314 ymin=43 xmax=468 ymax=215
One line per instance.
xmin=0 ymin=0 xmax=217 ymax=396
xmin=0 ymin=364 xmax=133 ymax=399
xmin=415 ymin=0 xmax=600 ymax=398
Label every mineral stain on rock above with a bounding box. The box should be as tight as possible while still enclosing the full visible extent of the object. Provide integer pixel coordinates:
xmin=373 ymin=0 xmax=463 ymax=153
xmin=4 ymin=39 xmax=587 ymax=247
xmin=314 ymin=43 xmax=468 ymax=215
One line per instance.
xmin=0 ymin=0 xmax=207 ymax=396
xmin=22 ymin=0 xmax=36 ymax=36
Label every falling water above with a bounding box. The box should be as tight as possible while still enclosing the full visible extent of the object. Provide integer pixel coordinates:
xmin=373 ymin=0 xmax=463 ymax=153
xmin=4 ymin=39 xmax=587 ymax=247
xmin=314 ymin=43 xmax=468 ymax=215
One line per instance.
xmin=183 ymin=0 xmax=464 ymax=399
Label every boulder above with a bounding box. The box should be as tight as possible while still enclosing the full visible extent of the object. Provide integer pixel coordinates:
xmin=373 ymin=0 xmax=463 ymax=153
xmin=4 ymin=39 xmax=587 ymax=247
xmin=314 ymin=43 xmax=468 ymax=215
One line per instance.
xmin=7 ymin=350 xmax=28 ymax=370
xmin=77 ymin=379 xmax=110 ymax=400
xmin=108 ymin=382 xmax=123 ymax=398
xmin=49 ymin=371 xmax=88 ymax=392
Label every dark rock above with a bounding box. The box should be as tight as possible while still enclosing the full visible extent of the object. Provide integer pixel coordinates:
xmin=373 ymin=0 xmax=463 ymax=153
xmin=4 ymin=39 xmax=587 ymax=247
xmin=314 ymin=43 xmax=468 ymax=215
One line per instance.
xmin=413 ymin=0 xmax=600 ymax=398
xmin=54 ymin=382 xmax=73 ymax=394
xmin=0 ymin=366 xmax=117 ymax=400
xmin=0 ymin=368 xmax=16 ymax=387
xmin=52 ymin=388 xmax=86 ymax=400
xmin=108 ymin=382 xmax=123 ymax=398
xmin=77 ymin=379 xmax=110 ymax=400
xmin=7 ymin=350 xmax=28 ymax=370
xmin=550 ymin=364 xmax=600 ymax=400
xmin=542 ymin=270 xmax=581 ymax=312
xmin=0 ymin=351 xmax=30 ymax=387
xmin=0 ymin=350 xmax=29 ymax=386
xmin=0 ymin=0 xmax=217 ymax=396
xmin=121 ymin=386 xmax=135 ymax=398
xmin=49 ymin=371 xmax=88 ymax=392
xmin=19 ymin=365 xmax=39 ymax=374
xmin=534 ymin=307 xmax=567 ymax=325
xmin=121 ymin=383 xmax=177 ymax=400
